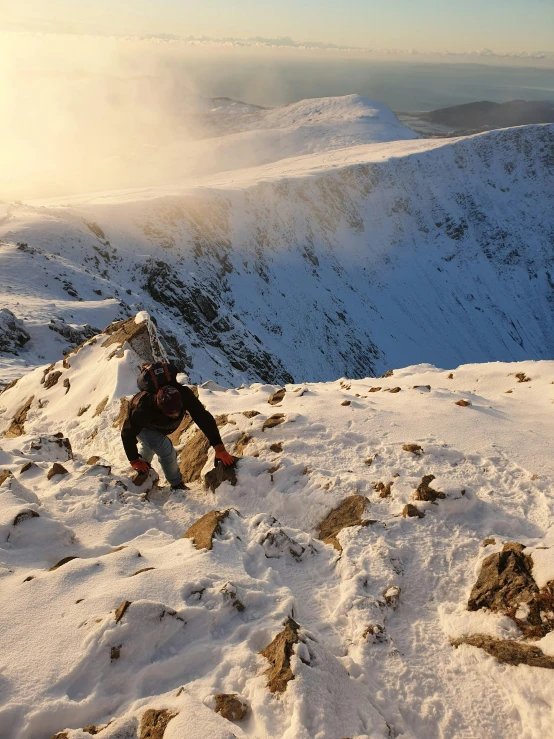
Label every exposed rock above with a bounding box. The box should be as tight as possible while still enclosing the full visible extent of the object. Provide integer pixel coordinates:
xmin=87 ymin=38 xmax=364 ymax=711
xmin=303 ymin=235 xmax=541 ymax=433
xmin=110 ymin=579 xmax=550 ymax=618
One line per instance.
xmin=468 ymin=541 xmax=554 ymax=639
xmin=0 ymin=377 xmax=19 ymax=396
xmin=139 ymin=708 xmax=177 ymax=739
xmin=269 ymin=442 xmax=283 ymax=453
xmin=363 ymin=623 xmax=386 ymax=642
xmin=260 ymin=617 xmax=300 ymax=693
xmin=243 ymin=410 xmax=260 ymax=418
xmin=389 ymin=387 xmax=401 ymax=393
xmin=44 ymin=371 xmax=63 ymax=389
xmin=110 ymin=645 xmax=121 ymax=662
xmin=13 ymin=509 xmax=40 ymax=526
xmin=452 ymin=634 xmax=554 ymax=668
xmin=178 ymin=428 xmax=210 ymax=483
xmin=87 ymin=456 xmax=100 ymax=465
xmin=234 ymin=433 xmax=252 ymax=455
xmin=77 ymin=405 xmax=90 ymax=416
xmin=63 ymin=378 xmax=70 ymax=394
xmin=447 ymin=373 xmax=454 ymax=379
xmin=204 ymin=459 xmax=238 ymax=492
xmin=515 ymin=372 xmax=531 ymax=383
xmin=317 ymin=495 xmax=372 ymax=551
xmin=383 ymin=585 xmax=401 ymax=609
xmin=82 ymin=724 xmax=111 ymax=735
xmin=130 ymin=567 xmax=155 ymax=577
xmin=455 ymin=399 xmax=471 ymax=407
xmin=114 ymin=600 xmax=132 ymax=624
xmin=183 ymin=509 xmax=231 ymax=550
xmin=0 ymin=469 xmax=12 ymax=486
xmin=20 ymin=462 xmax=36 ymax=474
xmin=269 ymin=388 xmax=286 ymax=405
xmin=364 ymin=454 xmax=377 ymax=466
xmin=0 ymin=309 xmax=30 ymax=353
xmin=374 ymin=481 xmax=393 ymax=498
xmin=341 ymin=400 xmax=351 ymax=406
xmin=261 ymin=529 xmax=305 ymax=560
xmin=214 ymin=694 xmax=248 ymax=721
xmin=482 ymin=537 xmax=497 ymax=547
xmin=5 ymin=395 xmax=34 ymax=438
xmin=112 ymin=397 xmax=130 ymax=429
xmin=49 ymin=556 xmax=79 ymax=571
xmin=402 ymin=504 xmax=424 ymax=518
xmin=368 ymin=387 xmax=381 ymax=393
xmin=262 ymin=414 xmax=285 ymax=431
xmin=413 ymin=385 xmax=431 ymax=391
xmin=30 ymin=434 xmax=73 ymax=460
xmin=413 ymin=474 xmax=445 ymax=502
xmin=50 ymin=733 xmax=69 ymax=739
xmin=381 ymin=369 xmax=394 ymax=378
xmin=403 ymin=443 xmax=423 ymax=456
xmin=47 ymin=463 xmax=69 ymax=480
xmin=83 ymin=464 xmax=111 ymax=477
xmin=93 ymin=396 xmax=109 ymax=418
xmin=221 ymin=582 xmax=245 ymax=612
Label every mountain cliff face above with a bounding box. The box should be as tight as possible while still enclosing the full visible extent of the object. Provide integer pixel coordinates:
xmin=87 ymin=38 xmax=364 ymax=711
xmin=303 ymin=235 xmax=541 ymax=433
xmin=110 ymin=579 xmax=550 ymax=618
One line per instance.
xmin=1 ymin=110 xmax=553 ymax=386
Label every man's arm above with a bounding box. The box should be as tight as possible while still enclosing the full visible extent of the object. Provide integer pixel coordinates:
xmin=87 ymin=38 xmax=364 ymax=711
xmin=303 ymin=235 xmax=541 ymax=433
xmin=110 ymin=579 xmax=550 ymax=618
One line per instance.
xmin=181 ymin=386 xmax=223 ymax=447
xmin=121 ymin=404 xmax=145 ymax=461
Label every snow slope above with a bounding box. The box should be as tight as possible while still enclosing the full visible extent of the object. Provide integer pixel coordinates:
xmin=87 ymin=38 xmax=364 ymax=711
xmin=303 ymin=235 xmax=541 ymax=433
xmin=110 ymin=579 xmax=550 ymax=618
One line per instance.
xmin=1 ymin=316 xmax=554 ymax=739
xmin=1 ymin=114 xmax=553 ymax=387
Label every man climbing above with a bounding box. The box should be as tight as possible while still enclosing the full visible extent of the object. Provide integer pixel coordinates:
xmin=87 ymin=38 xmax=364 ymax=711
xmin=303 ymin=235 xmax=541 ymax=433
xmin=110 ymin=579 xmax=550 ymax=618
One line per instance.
xmin=121 ymin=364 xmax=234 ymax=491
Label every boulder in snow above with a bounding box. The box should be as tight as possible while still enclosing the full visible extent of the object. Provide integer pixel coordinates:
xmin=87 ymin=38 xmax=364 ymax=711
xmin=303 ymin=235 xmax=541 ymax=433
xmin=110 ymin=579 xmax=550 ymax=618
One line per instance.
xmin=317 ymin=494 xmax=373 ymax=551
xmin=0 ymin=308 xmax=30 ymax=354
xmin=139 ymin=709 xmax=177 ymax=739
xmin=260 ymin=617 xmax=301 ymax=693
xmin=214 ymin=694 xmax=248 ymax=721
xmin=452 ymin=634 xmax=554 ymax=668
xmin=4 ymin=396 xmax=34 ymax=438
xmin=183 ymin=509 xmax=232 ymax=550
xmin=413 ymin=474 xmax=445 ymax=502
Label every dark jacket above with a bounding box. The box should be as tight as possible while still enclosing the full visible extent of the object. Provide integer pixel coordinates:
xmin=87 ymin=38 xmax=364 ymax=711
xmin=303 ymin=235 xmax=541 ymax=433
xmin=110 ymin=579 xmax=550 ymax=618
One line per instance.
xmin=121 ymin=383 xmax=222 ymax=461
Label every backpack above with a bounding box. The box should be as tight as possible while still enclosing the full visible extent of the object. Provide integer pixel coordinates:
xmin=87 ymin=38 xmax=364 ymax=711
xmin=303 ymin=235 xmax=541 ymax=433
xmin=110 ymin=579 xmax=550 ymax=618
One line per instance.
xmin=137 ymin=362 xmax=178 ymax=393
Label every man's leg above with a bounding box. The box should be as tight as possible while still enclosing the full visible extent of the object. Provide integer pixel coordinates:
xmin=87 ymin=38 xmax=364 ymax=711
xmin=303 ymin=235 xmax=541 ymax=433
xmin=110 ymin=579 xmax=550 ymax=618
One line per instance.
xmin=137 ymin=435 xmax=155 ymax=465
xmin=137 ymin=429 xmax=182 ymax=487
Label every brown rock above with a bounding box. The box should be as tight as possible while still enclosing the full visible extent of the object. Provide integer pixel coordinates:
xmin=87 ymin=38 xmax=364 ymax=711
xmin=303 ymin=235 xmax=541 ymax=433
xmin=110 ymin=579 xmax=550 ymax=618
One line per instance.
xmin=455 ymin=399 xmax=471 ymax=407
xmin=93 ymin=396 xmax=109 ymax=418
xmin=482 ymin=537 xmax=496 ymax=547
xmin=515 ymin=372 xmax=531 ymax=383
xmin=130 ymin=567 xmax=155 ymax=577
xmin=62 ymin=357 xmax=71 ymax=369
xmin=178 ymin=428 xmax=210 ymax=484
xmin=413 ymin=385 xmax=431 ymax=391
xmin=50 ymin=733 xmax=69 ymax=739
xmin=214 ymin=694 xmax=248 ymax=721
xmin=452 ymin=634 xmax=554 ymax=668
xmin=243 ymin=410 xmax=260 ymax=418
xmin=20 ymin=462 xmax=35 ymax=474
xmin=221 ymin=582 xmax=245 ymax=612
xmin=110 ymin=645 xmax=121 ymax=661
xmin=364 ymin=455 xmax=376 ymax=466
xmin=381 ymin=369 xmax=394 ymax=378
xmin=0 ymin=377 xmax=19 ymax=395
xmin=402 ymin=504 xmax=424 ymax=518
xmin=183 ymin=509 xmax=231 ymax=550
xmin=374 ymin=481 xmax=393 ymax=498
xmin=234 ymin=433 xmax=252 ymax=455
xmin=112 ymin=397 xmax=130 ymax=429
xmin=77 ymin=405 xmax=91 ymax=416
xmin=87 ymin=456 xmax=100 ymax=465
xmin=115 ymin=600 xmax=132 ymax=623
xmin=389 ymin=387 xmax=401 ymax=393
xmin=139 ymin=709 xmax=177 ymax=739
xmin=44 ymin=371 xmax=62 ymax=389
xmin=269 ymin=442 xmax=283 ymax=453
xmin=403 ymin=443 xmax=423 ymax=456
xmin=49 ymin=556 xmax=79 ymax=571
xmin=383 ymin=585 xmax=401 ymax=609
xmin=0 ymin=469 xmax=12 ymax=486
xmin=368 ymin=387 xmax=381 ymax=393
xmin=262 ymin=414 xmax=286 ymax=431
xmin=341 ymin=400 xmax=351 ymax=406
xmin=47 ymin=463 xmax=69 ymax=480
xmin=269 ymin=388 xmax=286 ymax=405
xmin=63 ymin=378 xmax=70 ymax=394
xmin=13 ymin=509 xmax=40 ymax=526
xmin=447 ymin=373 xmax=454 ymax=379
xmin=5 ymin=395 xmax=34 ymax=438
xmin=413 ymin=474 xmax=445 ymax=502
xmin=204 ymin=460 xmax=238 ymax=492
xmin=317 ymin=495 xmax=372 ymax=551
xmin=260 ymin=618 xmax=300 ymax=693
xmin=82 ymin=724 xmax=112 ymax=735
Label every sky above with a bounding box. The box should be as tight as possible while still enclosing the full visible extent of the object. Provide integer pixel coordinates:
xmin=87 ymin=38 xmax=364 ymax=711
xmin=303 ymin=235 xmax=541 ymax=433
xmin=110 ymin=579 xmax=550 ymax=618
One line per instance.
xmin=3 ymin=0 xmax=554 ymax=54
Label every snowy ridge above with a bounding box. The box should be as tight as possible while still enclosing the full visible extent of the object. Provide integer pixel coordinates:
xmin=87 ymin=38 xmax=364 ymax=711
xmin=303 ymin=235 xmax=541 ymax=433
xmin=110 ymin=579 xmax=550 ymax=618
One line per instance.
xmin=1 ymin=318 xmax=554 ymax=738
xmin=1 ymin=116 xmax=553 ymax=387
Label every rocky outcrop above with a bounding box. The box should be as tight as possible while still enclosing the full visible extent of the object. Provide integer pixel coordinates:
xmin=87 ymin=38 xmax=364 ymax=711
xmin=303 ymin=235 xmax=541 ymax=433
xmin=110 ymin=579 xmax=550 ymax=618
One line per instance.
xmin=262 ymin=414 xmax=286 ymax=431
xmin=183 ymin=509 xmax=232 ymax=550
xmin=260 ymin=617 xmax=301 ymax=693
xmin=403 ymin=443 xmax=423 ymax=456
xmin=413 ymin=474 xmax=445 ymax=502
xmin=204 ymin=460 xmax=238 ymax=492
xmin=268 ymin=388 xmax=286 ymax=405
xmin=47 ymin=463 xmax=69 ymax=480
xmin=214 ymin=693 xmax=248 ymax=721
xmin=317 ymin=495 xmax=372 ymax=551
xmin=4 ymin=396 xmax=34 ymax=438
xmin=452 ymin=634 xmax=554 ymax=668
xmin=0 ymin=308 xmax=30 ymax=354
xmin=402 ymin=504 xmax=424 ymax=518
xmin=139 ymin=709 xmax=177 ymax=739
xmin=468 ymin=542 xmax=554 ymax=639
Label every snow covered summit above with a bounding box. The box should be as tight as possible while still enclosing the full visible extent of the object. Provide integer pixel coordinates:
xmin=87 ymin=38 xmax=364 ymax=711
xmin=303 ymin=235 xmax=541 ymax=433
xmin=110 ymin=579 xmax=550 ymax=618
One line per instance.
xmin=1 ymin=316 xmax=554 ymax=738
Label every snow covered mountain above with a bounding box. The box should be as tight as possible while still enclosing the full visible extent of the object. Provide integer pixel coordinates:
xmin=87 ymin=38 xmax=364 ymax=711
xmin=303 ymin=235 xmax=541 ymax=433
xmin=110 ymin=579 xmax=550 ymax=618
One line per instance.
xmin=1 ymin=96 xmax=553 ymax=387
xmin=1 ymin=315 xmax=554 ymax=739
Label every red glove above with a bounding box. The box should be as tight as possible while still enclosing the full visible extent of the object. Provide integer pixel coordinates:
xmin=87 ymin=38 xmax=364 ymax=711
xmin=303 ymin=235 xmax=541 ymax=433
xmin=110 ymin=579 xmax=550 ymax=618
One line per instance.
xmin=214 ymin=445 xmax=234 ymax=467
xmin=131 ymin=458 xmax=150 ymax=473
